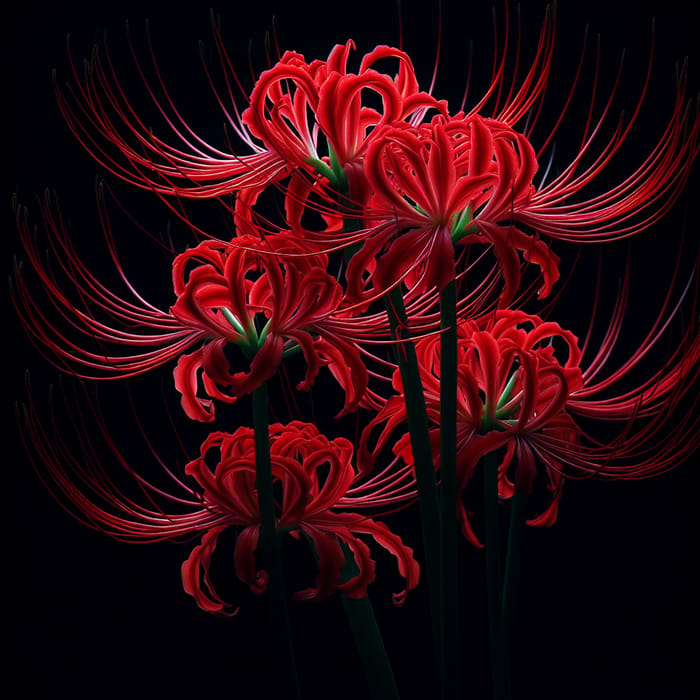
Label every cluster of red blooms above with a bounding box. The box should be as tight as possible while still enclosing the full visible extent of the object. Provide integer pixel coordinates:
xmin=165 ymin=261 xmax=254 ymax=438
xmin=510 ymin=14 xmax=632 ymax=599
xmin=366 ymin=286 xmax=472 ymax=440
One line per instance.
xmin=14 ymin=13 xmax=700 ymax=617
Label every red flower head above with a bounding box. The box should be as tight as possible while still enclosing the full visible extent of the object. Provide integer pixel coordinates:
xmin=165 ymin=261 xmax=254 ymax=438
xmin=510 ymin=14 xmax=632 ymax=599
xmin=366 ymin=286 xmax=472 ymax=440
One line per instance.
xmin=183 ymin=422 xmax=419 ymax=612
xmin=170 ymin=234 xmax=370 ymax=421
xmin=12 ymin=195 xmax=375 ymax=422
xmin=56 ymin=29 xmax=444 ymax=205
xmin=244 ymin=42 xmax=444 ymax=184
xmin=362 ymin=298 xmax=699 ymax=547
xmin=347 ymin=115 xmax=560 ymax=301
xmin=22 ymin=400 xmax=420 ymax=616
xmin=53 ymin=13 xmax=698 ymax=308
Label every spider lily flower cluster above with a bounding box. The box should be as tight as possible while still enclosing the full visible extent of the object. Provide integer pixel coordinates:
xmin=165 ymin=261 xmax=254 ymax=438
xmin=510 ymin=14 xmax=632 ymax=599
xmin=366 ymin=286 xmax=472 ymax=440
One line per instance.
xmin=361 ymin=305 xmax=700 ymax=546
xmin=22 ymin=403 xmax=419 ymax=615
xmin=13 ymin=6 xmax=700 ymax=698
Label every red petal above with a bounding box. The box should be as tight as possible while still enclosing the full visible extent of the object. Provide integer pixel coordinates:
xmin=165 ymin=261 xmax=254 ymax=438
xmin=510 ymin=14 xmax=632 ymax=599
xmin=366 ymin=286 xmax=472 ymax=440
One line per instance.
xmin=233 ymin=525 xmax=268 ymax=595
xmin=181 ymin=526 xmax=237 ymax=615
xmin=294 ymin=525 xmax=344 ymax=601
xmin=173 ymin=348 xmax=215 ymax=422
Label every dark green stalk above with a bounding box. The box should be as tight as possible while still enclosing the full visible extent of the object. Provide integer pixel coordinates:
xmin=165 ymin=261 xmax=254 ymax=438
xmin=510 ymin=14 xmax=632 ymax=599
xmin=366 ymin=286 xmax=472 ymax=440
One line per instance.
xmin=483 ymin=451 xmax=510 ymax=700
xmin=338 ymin=183 xmax=438 ymax=689
xmin=252 ymin=383 xmax=301 ymax=700
xmin=501 ymin=488 xmax=528 ymax=698
xmin=341 ymin=596 xmax=401 ymax=700
xmin=340 ymin=545 xmax=401 ymax=700
xmin=439 ymin=280 xmax=460 ymax=700
xmin=386 ymin=285 xmax=442 ymax=673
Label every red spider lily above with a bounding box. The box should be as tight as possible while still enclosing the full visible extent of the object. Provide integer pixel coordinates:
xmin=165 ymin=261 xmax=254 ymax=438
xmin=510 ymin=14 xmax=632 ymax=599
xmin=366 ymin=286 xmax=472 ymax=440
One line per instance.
xmin=170 ymin=235 xmax=373 ymax=421
xmin=184 ymin=422 xmax=419 ymax=611
xmin=12 ymin=194 xmax=398 ymax=421
xmin=346 ymin=114 xmax=560 ymax=301
xmin=243 ymin=41 xmax=445 ymax=197
xmin=21 ymin=394 xmax=420 ymax=614
xmin=361 ymin=298 xmax=699 ymax=546
xmin=54 ymin=12 xmax=699 ymax=267
xmin=56 ymin=27 xmax=443 ymax=203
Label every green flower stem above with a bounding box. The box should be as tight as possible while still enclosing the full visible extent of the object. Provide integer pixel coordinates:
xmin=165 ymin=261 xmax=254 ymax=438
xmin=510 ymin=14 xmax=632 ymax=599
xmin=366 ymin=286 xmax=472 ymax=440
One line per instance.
xmin=440 ymin=279 xmax=460 ymax=700
xmin=501 ymin=487 xmax=528 ymax=697
xmin=340 ymin=597 xmax=401 ymax=700
xmin=252 ymin=382 xmax=301 ymax=700
xmin=340 ymin=544 xmax=401 ymax=700
xmin=386 ymin=285 xmax=442 ymax=677
xmin=483 ymin=451 xmax=510 ymax=700
xmin=339 ymin=195 xmax=437 ymax=690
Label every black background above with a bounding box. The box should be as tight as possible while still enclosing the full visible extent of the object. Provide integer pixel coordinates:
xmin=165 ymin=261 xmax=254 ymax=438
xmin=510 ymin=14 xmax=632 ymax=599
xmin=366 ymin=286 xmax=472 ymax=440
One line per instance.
xmin=5 ymin=1 xmax=700 ymax=698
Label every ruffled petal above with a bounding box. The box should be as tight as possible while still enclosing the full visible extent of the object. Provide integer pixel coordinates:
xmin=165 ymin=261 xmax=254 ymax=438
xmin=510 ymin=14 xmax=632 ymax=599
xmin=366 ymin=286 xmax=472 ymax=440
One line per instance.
xmin=344 ymin=517 xmax=420 ymax=606
xmin=233 ymin=525 xmax=268 ymax=595
xmin=181 ymin=526 xmax=237 ymax=615
xmin=294 ymin=525 xmax=344 ymax=601
xmin=173 ymin=347 xmax=215 ymax=422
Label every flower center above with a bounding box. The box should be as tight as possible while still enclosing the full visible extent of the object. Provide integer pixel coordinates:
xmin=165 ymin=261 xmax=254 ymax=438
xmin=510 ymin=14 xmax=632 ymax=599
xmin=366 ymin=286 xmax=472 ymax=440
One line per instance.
xmin=221 ymin=307 xmax=271 ymax=357
xmin=450 ymin=204 xmax=480 ymax=243
xmin=480 ymin=366 xmax=522 ymax=432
